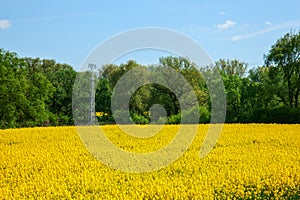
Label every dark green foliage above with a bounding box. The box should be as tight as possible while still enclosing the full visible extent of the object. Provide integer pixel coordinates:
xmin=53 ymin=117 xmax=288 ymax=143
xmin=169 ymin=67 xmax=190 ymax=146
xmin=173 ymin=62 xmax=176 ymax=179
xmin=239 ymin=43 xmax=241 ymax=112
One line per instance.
xmin=0 ymin=49 xmax=76 ymax=128
xmin=199 ymin=106 xmax=210 ymax=123
xmin=131 ymin=113 xmax=149 ymax=124
xmin=46 ymin=63 xmax=76 ymax=125
xmin=167 ymin=114 xmax=181 ymax=124
xmin=1 ymin=30 xmax=300 ymax=128
xmin=265 ymin=30 xmax=300 ymax=108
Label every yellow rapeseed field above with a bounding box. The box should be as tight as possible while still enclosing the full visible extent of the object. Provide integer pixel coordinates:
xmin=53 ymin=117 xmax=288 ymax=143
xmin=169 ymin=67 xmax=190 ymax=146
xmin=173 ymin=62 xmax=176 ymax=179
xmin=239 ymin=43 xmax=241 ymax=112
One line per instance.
xmin=0 ymin=124 xmax=299 ymax=199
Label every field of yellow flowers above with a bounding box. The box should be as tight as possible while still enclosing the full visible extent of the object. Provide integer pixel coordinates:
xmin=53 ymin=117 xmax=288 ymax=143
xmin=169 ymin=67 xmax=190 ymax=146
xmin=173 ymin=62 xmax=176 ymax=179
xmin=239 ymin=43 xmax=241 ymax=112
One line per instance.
xmin=0 ymin=124 xmax=299 ymax=199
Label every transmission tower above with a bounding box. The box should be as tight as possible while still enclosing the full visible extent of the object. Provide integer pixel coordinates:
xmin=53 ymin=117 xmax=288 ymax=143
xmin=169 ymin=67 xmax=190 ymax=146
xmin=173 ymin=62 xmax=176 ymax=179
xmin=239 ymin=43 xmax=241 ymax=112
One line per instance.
xmin=88 ymin=64 xmax=97 ymax=125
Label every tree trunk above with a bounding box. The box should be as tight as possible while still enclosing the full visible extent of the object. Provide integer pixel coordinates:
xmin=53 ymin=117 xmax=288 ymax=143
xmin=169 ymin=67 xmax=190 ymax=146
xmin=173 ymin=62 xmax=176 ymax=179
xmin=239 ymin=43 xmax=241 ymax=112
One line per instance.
xmin=295 ymin=72 xmax=300 ymax=108
xmin=295 ymin=88 xmax=299 ymax=108
xmin=288 ymin=79 xmax=293 ymax=108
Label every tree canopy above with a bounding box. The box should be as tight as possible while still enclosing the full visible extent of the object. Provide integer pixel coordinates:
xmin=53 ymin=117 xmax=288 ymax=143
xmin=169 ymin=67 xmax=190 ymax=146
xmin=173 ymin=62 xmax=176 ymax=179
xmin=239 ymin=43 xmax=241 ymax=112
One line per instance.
xmin=0 ymin=49 xmax=76 ymax=128
xmin=265 ymin=30 xmax=300 ymax=108
xmin=1 ymin=30 xmax=300 ymax=128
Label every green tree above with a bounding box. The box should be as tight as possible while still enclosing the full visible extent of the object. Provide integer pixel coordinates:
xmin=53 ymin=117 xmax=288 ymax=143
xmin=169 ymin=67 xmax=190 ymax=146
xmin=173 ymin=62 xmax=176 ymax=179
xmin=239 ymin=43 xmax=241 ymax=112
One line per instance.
xmin=95 ymin=78 xmax=113 ymax=123
xmin=46 ymin=63 xmax=76 ymax=125
xmin=98 ymin=57 xmax=207 ymax=124
xmin=158 ymin=56 xmax=208 ymax=114
xmin=0 ymin=50 xmax=54 ymax=128
xmin=217 ymin=59 xmax=247 ymax=77
xmin=24 ymin=58 xmax=76 ymax=125
xmin=215 ymin=59 xmax=248 ymax=122
xmin=0 ymin=49 xmax=28 ymax=128
xmin=265 ymin=30 xmax=300 ymax=108
xmin=243 ymin=67 xmax=278 ymax=122
xmin=23 ymin=58 xmax=55 ymax=126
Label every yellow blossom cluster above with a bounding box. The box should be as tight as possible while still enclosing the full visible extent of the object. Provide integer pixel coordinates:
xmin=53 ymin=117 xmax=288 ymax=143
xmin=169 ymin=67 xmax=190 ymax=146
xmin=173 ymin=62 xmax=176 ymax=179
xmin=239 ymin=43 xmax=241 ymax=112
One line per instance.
xmin=0 ymin=124 xmax=299 ymax=199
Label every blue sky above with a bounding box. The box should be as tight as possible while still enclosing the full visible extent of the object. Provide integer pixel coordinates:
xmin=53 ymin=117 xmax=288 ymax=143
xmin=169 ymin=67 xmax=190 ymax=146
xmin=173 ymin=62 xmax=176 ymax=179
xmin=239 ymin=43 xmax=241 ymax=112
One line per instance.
xmin=1 ymin=0 xmax=300 ymax=71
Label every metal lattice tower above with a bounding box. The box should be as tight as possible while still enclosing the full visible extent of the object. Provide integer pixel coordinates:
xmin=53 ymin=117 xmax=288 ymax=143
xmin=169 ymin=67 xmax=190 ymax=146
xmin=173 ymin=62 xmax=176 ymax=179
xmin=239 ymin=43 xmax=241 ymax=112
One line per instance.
xmin=88 ymin=64 xmax=97 ymax=125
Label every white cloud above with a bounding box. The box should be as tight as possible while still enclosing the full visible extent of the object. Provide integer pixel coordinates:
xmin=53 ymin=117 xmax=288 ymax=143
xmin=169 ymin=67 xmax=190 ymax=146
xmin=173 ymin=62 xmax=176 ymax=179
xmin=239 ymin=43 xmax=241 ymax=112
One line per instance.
xmin=220 ymin=11 xmax=226 ymax=16
xmin=232 ymin=36 xmax=240 ymax=41
xmin=0 ymin=19 xmax=11 ymax=29
xmin=265 ymin=21 xmax=272 ymax=26
xmin=232 ymin=19 xmax=300 ymax=41
xmin=215 ymin=20 xmax=236 ymax=30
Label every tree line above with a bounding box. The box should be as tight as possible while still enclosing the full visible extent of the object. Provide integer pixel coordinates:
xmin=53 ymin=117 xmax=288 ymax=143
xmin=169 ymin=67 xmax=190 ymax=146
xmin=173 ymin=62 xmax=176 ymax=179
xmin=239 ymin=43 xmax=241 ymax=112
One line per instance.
xmin=1 ymin=31 xmax=300 ymax=129
xmin=0 ymin=51 xmax=76 ymax=128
